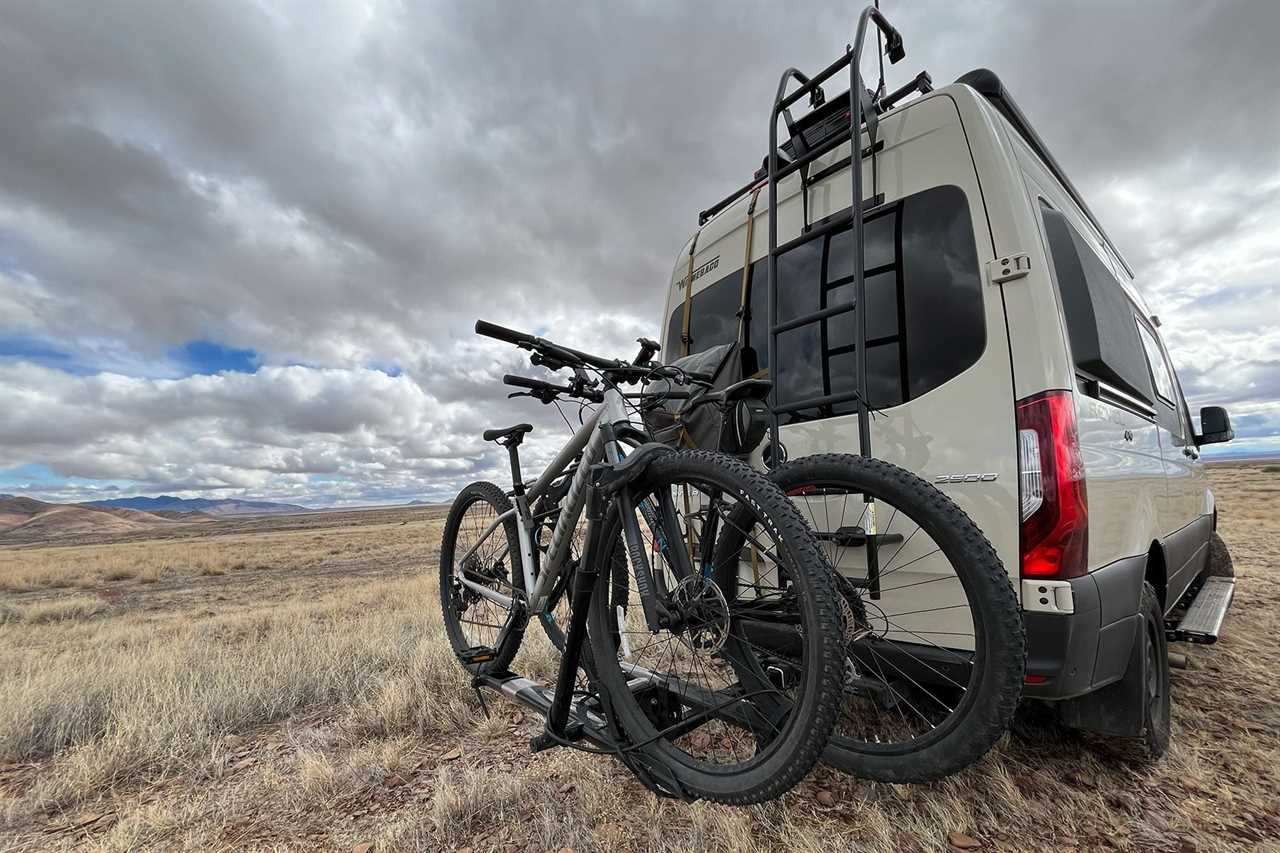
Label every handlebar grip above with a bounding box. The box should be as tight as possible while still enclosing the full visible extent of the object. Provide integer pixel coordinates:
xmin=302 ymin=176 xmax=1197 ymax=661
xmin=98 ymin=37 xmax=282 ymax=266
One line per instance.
xmin=475 ymin=320 xmax=535 ymax=346
xmin=503 ymin=374 xmax=545 ymax=390
xmin=634 ymin=337 xmax=660 ymax=365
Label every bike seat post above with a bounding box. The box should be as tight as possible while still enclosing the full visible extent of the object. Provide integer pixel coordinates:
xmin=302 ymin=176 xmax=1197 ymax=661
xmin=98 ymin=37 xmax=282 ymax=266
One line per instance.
xmin=502 ymin=436 xmax=526 ymax=496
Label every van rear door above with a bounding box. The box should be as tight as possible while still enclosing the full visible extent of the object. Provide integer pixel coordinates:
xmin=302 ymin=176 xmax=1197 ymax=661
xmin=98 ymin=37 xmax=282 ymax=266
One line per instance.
xmin=767 ymin=95 xmax=1018 ymax=615
xmin=662 ymin=93 xmax=1019 ymax=635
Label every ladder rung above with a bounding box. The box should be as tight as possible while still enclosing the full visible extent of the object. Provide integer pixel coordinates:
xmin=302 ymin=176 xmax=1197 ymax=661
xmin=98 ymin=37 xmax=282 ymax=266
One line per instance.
xmin=776 ymin=134 xmax=885 ymax=183
xmin=774 ymin=210 xmax=850 ymax=255
xmin=774 ymin=128 xmax=853 ymax=181
xmin=772 ymin=389 xmax=863 ymax=416
xmin=778 ymin=51 xmax=854 ymax=111
xmin=772 ymin=301 xmax=856 ymax=335
xmin=808 ymin=143 xmax=884 ymax=186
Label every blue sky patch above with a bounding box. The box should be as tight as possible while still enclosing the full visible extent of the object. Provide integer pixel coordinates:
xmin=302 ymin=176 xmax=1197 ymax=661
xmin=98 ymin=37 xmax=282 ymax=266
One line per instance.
xmin=0 ymin=336 xmax=96 ymax=375
xmin=170 ymin=340 xmax=259 ymax=375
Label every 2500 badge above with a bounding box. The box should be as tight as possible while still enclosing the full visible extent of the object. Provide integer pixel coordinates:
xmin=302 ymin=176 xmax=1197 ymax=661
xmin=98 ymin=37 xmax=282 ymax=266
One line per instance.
xmin=934 ymin=472 xmax=998 ymax=484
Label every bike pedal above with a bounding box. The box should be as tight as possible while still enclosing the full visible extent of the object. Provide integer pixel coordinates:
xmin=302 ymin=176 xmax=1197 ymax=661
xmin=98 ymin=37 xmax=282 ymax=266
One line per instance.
xmin=529 ymin=731 xmax=558 ymax=754
xmin=457 ymin=645 xmax=497 ymax=665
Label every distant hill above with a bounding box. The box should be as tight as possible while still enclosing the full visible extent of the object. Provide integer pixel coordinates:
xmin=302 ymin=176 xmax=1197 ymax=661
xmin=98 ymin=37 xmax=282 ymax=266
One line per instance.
xmin=83 ymin=496 xmax=309 ymax=517
xmin=0 ymin=496 xmax=194 ymax=544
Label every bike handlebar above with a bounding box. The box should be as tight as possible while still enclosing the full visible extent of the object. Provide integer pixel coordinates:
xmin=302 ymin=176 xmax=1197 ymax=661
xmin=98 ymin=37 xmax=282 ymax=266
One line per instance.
xmin=475 ymin=319 xmax=626 ymax=372
xmin=474 ymin=320 xmax=535 ymax=347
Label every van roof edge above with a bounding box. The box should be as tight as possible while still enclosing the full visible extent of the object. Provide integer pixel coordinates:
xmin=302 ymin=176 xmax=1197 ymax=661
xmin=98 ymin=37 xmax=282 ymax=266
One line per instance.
xmin=955 ymin=68 xmax=1135 ymax=279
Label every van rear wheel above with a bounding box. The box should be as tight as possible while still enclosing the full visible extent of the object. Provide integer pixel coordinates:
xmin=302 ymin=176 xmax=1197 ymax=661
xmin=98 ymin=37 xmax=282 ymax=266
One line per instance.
xmin=1113 ymin=581 xmax=1170 ymax=762
xmin=765 ymin=454 xmax=1026 ymax=783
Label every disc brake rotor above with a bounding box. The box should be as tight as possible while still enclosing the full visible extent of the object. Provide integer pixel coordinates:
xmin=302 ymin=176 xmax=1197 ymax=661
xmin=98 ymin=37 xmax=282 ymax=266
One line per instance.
xmin=670 ymin=575 xmax=730 ymax=654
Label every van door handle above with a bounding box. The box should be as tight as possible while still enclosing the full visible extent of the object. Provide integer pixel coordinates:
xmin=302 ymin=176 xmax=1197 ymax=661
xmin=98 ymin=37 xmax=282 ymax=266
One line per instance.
xmin=1183 ymin=447 xmax=1198 ymax=460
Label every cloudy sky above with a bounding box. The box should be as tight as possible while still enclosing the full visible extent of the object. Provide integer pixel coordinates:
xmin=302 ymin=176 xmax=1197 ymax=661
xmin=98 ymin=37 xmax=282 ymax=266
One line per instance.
xmin=1 ymin=1 xmax=1277 ymax=506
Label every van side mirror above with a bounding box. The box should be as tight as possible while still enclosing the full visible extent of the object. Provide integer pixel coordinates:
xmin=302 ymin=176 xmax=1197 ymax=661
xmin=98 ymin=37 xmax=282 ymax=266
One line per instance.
xmin=1197 ymin=406 xmax=1234 ymax=445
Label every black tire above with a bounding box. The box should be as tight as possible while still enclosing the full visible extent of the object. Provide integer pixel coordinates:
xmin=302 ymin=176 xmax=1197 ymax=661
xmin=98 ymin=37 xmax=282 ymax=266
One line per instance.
xmin=439 ymin=481 xmax=523 ymax=675
xmin=1121 ymin=581 xmax=1171 ymax=761
xmin=766 ymin=454 xmax=1026 ymax=783
xmin=1207 ymin=531 xmax=1234 ymax=579
xmin=586 ymin=450 xmax=845 ymax=805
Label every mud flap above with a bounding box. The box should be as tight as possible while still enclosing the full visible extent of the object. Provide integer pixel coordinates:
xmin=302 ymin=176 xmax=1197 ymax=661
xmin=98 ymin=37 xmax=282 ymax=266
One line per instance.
xmin=1054 ymin=613 xmax=1146 ymax=737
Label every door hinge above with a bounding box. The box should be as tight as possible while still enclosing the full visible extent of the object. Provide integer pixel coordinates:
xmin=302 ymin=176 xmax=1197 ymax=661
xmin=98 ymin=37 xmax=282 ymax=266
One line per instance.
xmin=988 ymin=253 xmax=1031 ymax=284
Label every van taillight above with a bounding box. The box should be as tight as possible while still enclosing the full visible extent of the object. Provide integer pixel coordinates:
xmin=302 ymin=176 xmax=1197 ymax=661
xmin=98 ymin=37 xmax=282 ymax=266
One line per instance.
xmin=1016 ymin=390 xmax=1088 ymax=579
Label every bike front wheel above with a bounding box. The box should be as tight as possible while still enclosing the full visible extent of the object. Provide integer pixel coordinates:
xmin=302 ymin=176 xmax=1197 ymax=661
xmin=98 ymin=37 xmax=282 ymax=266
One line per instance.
xmin=586 ymin=450 xmax=845 ymax=805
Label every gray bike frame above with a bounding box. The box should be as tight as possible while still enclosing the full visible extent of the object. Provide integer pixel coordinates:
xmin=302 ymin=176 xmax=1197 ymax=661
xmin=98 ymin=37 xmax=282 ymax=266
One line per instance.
xmin=455 ymin=388 xmax=629 ymax=618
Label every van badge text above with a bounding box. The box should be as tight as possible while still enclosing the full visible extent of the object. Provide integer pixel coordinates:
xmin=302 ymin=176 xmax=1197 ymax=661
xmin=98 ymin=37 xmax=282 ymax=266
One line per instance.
xmin=934 ymin=473 xmax=998 ymax=484
xmin=676 ymin=256 xmax=720 ymax=290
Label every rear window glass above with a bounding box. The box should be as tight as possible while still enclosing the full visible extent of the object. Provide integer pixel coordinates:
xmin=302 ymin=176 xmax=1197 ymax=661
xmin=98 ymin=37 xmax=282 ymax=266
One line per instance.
xmin=665 ymin=185 xmax=985 ymax=422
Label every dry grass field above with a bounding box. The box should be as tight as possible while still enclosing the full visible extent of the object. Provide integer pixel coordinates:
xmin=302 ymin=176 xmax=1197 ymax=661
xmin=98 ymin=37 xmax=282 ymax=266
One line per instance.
xmin=1 ymin=464 xmax=1277 ymax=852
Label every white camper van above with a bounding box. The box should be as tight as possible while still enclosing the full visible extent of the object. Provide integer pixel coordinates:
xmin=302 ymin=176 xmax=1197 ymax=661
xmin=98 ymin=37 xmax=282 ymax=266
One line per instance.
xmin=659 ymin=67 xmax=1236 ymax=756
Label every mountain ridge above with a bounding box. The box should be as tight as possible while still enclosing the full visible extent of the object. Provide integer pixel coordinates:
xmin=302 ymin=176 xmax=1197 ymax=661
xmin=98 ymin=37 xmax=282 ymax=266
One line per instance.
xmin=83 ymin=495 xmax=309 ymax=517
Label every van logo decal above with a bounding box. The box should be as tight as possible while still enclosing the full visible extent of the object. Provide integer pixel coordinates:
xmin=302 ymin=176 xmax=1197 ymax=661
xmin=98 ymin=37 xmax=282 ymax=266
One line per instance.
xmin=676 ymin=255 xmax=720 ymax=290
xmin=934 ymin=473 xmax=998 ymax=484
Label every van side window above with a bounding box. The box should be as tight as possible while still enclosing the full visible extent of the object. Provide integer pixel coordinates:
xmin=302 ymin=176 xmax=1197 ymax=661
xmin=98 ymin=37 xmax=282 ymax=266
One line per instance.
xmin=663 ymin=270 xmax=743 ymax=358
xmin=1137 ymin=321 xmax=1186 ymax=443
xmin=1039 ymin=201 xmax=1153 ymax=404
xmin=761 ymin=184 xmax=985 ymax=422
xmin=1137 ymin=322 xmax=1175 ymax=403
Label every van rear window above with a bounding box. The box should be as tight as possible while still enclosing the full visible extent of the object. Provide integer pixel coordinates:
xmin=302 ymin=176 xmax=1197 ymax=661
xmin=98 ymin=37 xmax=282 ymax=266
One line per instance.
xmin=664 ymin=184 xmax=985 ymax=422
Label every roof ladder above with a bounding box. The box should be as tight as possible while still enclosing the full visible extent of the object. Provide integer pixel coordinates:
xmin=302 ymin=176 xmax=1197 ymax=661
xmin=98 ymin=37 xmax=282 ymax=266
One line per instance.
xmin=764 ymin=5 xmax=906 ymax=597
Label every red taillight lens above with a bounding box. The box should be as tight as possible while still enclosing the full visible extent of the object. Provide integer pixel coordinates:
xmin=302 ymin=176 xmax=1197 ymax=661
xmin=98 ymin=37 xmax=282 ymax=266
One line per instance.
xmin=1016 ymin=390 xmax=1088 ymax=579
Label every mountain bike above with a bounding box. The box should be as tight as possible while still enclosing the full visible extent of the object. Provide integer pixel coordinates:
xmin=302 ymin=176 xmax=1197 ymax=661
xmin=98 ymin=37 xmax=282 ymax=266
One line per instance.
xmin=439 ymin=321 xmax=846 ymax=804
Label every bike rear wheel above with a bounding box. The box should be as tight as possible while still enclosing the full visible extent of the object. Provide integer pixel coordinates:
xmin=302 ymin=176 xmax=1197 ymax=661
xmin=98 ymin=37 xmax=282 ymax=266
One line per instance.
xmin=767 ymin=454 xmax=1025 ymax=782
xmin=586 ymin=450 xmax=845 ymax=805
xmin=439 ymin=481 xmax=523 ymax=675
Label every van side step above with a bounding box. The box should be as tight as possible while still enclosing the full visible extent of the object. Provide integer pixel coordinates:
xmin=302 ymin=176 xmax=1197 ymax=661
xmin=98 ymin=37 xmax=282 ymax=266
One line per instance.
xmin=1171 ymin=577 xmax=1235 ymax=644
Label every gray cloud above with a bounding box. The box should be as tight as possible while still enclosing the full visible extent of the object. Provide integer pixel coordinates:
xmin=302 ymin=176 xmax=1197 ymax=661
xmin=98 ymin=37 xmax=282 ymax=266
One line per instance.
xmin=1 ymin=0 xmax=1278 ymax=501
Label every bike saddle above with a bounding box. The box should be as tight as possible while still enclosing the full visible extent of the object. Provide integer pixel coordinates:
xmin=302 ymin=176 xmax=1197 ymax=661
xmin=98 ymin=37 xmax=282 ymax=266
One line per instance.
xmin=483 ymin=423 xmax=533 ymax=444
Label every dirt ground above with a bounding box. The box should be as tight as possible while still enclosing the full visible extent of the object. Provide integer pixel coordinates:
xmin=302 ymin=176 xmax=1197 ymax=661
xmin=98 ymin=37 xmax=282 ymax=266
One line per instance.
xmin=1 ymin=463 xmax=1277 ymax=852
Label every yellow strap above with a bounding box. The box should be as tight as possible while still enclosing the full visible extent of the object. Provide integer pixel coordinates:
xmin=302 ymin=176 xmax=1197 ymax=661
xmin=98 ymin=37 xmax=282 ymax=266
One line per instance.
xmin=680 ymin=232 xmax=700 ymax=357
xmin=738 ymin=186 xmax=763 ymax=342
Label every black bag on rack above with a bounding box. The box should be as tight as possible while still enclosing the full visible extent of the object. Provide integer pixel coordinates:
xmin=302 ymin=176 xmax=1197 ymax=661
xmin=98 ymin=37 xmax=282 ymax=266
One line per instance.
xmin=642 ymin=343 xmax=770 ymax=456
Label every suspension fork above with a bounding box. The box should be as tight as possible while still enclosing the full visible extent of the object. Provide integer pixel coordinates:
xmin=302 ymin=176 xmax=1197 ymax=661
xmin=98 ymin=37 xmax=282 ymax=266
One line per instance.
xmin=601 ymin=422 xmax=685 ymax=632
xmin=542 ymin=483 xmax=605 ymax=742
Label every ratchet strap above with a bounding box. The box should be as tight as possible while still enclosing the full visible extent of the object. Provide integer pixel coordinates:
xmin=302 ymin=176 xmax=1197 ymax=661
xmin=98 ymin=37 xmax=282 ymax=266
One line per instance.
xmin=679 ymin=229 xmax=702 ymax=357
xmin=737 ymin=186 xmax=763 ymax=343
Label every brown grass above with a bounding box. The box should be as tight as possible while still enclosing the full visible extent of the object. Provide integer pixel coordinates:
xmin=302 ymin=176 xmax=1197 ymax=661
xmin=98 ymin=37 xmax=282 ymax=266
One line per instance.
xmin=0 ymin=513 xmax=436 ymax=591
xmin=0 ymin=468 xmax=1277 ymax=851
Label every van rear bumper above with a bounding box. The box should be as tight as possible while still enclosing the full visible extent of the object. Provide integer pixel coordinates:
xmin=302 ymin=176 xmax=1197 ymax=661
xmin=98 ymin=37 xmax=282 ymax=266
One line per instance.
xmin=1020 ymin=554 xmax=1146 ymax=700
